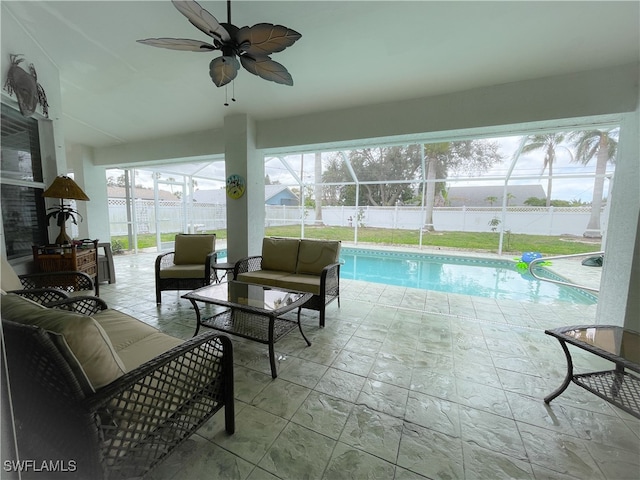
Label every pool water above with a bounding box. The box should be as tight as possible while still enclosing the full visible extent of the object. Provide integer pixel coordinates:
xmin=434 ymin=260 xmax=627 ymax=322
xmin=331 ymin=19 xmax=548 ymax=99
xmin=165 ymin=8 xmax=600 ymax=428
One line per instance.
xmin=340 ymin=248 xmax=597 ymax=305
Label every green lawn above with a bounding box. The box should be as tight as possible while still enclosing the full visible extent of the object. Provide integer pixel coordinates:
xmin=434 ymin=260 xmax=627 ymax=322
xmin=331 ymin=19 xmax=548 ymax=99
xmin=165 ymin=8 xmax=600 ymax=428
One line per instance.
xmin=112 ymin=226 xmax=600 ymax=256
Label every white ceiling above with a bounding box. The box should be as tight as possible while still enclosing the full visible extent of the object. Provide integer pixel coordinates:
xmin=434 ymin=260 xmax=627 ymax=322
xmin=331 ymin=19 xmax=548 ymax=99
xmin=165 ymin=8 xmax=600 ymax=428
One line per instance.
xmin=3 ymin=1 xmax=639 ymax=148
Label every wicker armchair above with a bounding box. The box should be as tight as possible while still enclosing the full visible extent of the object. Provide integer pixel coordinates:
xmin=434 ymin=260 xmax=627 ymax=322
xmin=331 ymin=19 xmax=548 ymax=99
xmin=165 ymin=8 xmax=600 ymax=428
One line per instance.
xmin=18 ymin=270 xmax=94 ymax=292
xmin=2 ymin=295 xmax=234 ymax=479
xmin=2 ymin=254 xmax=95 ymax=295
xmin=155 ymin=234 xmax=217 ymax=303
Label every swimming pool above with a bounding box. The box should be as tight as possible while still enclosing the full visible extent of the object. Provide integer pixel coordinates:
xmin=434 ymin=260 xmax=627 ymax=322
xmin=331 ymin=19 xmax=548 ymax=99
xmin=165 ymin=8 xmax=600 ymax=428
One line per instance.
xmin=339 ymin=248 xmax=597 ymax=305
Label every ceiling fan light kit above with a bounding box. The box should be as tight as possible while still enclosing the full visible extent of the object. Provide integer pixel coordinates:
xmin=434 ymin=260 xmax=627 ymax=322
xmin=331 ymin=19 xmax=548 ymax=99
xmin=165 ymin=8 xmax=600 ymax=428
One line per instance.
xmin=138 ymin=0 xmax=301 ymax=104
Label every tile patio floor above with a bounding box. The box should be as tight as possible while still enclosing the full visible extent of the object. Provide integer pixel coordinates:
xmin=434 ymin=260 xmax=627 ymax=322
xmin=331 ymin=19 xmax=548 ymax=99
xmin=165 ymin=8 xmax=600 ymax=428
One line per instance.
xmin=99 ymin=251 xmax=639 ymax=480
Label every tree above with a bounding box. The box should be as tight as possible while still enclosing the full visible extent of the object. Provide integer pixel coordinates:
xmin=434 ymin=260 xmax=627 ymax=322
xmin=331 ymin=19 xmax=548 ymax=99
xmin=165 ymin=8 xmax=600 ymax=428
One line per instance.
xmin=107 ymin=174 xmax=126 ymax=187
xmin=485 ymin=196 xmax=498 ymax=207
xmin=569 ymin=128 xmax=618 ymax=238
xmin=348 ymin=145 xmax=422 ymax=206
xmin=314 ymin=152 xmax=323 ymax=224
xmin=521 ymin=133 xmax=568 ymax=208
xmin=322 ymin=146 xmax=422 ymax=206
xmin=423 ymin=140 xmax=502 ymax=232
xmin=322 ymin=141 xmax=501 ymax=230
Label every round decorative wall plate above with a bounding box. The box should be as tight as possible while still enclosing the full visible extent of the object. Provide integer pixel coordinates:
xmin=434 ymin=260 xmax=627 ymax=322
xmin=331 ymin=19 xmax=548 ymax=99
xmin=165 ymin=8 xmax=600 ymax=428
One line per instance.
xmin=226 ymin=174 xmax=246 ymax=199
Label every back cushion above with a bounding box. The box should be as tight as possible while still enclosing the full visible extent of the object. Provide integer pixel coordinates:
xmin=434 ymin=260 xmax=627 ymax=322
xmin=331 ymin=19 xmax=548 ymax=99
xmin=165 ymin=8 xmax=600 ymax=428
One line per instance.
xmin=1 ymin=256 xmax=24 ymax=291
xmin=1 ymin=294 xmax=126 ymax=389
xmin=261 ymin=238 xmax=300 ymax=273
xmin=173 ymin=234 xmax=216 ymax=265
xmin=296 ymin=240 xmax=341 ymax=275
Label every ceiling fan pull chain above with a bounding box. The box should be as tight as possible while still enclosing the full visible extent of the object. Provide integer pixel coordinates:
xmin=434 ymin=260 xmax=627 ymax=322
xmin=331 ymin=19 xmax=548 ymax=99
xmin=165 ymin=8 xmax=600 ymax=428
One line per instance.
xmin=224 ymin=85 xmax=229 ymax=107
xmin=232 ymin=81 xmax=236 ymax=102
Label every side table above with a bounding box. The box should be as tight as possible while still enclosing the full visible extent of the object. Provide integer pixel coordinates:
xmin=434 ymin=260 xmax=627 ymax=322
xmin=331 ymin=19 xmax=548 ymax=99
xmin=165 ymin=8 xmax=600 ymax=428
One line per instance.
xmin=213 ymin=262 xmax=236 ymax=283
xmin=544 ymin=325 xmax=640 ymax=418
xmin=32 ymin=241 xmax=99 ymax=295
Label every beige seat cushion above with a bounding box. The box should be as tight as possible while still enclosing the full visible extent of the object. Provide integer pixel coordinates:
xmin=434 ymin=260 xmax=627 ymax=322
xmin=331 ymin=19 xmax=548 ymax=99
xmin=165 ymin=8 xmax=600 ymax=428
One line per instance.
xmin=159 ymin=264 xmax=206 ymax=279
xmin=236 ymin=270 xmax=290 ymax=288
xmin=276 ymin=274 xmax=322 ymax=295
xmin=261 ymin=237 xmax=300 ymax=273
xmin=296 ymin=240 xmax=341 ymax=275
xmin=1 ymin=294 xmax=126 ymax=389
xmin=94 ymin=309 xmax=183 ymax=371
xmin=116 ymin=333 xmax=184 ymax=371
xmin=1 ymin=256 xmax=24 ymax=291
xmin=173 ymin=234 xmax=216 ymax=265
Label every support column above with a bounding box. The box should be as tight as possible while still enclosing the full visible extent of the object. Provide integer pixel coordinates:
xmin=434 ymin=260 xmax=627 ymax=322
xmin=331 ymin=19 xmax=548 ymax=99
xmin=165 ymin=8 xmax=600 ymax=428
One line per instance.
xmin=224 ymin=114 xmax=264 ymax=262
xmin=596 ymin=110 xmax=640 ymax=330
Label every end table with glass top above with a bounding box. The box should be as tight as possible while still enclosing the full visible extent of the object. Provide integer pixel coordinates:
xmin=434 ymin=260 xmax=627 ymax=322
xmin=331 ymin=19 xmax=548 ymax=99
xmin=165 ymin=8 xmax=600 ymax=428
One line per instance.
xmin=544 ymin=325 xmax=640 ymax=418
xmin=182 ymin=281 xmax=313 ymax=378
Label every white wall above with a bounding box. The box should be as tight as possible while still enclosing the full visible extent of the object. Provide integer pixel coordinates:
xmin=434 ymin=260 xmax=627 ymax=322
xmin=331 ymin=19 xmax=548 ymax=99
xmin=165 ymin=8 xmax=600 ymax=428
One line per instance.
xmin=258 ymin=63 xmax=639 ymax=152
xmin=67 ymin=144 xmax=111 ymax=243
xmin=91 ymin=63 xmax=638 ymax=166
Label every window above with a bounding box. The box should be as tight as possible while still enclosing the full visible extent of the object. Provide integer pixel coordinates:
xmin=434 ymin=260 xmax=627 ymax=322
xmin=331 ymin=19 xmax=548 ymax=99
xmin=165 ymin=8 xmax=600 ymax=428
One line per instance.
xmin=1 ymin=103 xmax=48 ymax=259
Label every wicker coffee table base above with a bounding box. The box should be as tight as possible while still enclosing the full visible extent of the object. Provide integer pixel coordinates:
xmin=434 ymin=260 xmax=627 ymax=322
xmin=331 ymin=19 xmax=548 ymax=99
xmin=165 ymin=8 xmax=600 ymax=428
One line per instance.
xmin=189 ymin=299 xmax=312 ymax=378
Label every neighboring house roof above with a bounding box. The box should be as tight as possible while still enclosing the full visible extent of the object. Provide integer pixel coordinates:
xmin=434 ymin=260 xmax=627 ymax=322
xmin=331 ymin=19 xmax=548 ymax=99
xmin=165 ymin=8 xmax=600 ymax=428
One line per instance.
xmin=191 ymin=189 xmax=226 ymax=204
xmin=446 ymin=185 xmax=546 ymax=207
xmin=191 ymin=185 xmax=299 ymax=205
xmin=107 ymin=186 xmax=176 ymax=201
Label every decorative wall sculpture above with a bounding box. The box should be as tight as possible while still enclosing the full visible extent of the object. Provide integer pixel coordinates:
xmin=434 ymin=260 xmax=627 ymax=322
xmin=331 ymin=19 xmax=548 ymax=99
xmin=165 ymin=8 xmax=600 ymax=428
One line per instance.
xmin=3 ymin=54 xmax=49 ymax=118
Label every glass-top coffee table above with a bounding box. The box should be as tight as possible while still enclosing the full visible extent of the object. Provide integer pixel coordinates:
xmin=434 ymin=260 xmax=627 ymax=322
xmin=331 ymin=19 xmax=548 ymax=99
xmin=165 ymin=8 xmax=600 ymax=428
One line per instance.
xmin=182 ymin=281 xmax=313 ymax=378
xmin=544 ymin=325 xmax=640 ymax=418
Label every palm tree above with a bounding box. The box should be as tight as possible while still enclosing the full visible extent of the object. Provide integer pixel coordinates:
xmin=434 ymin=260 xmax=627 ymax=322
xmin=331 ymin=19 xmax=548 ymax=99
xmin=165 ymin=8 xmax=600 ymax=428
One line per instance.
xmin=521 ymin=133 xmax=568 ymax=208
xmin=314 ymin=152 xmax=323 ymax=225
xmin=569 ymin=128 xmax=618 ymax=238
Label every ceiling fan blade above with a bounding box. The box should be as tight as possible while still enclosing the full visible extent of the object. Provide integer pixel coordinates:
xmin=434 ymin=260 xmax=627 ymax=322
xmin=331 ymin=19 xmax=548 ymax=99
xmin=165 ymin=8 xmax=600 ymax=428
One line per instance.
xmin=236 ymin=23 xmax=302 ymax=56
xmin=240 ymin=56 xmax=293 ymax=86
xmin=209 ymin=56 xmax=239 ymax=87
xmin=172 ymin=0 xmax=231 ymax=43
xmin=137 ymin=38 xmax=217 ymax=51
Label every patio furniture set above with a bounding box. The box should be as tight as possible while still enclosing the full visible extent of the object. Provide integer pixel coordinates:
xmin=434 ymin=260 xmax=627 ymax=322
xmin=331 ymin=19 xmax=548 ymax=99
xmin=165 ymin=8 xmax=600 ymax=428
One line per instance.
xmin=1 ymin=235 xmax=342 ymax=478
xmin=4 ymin=234 xmax=637 ymax=480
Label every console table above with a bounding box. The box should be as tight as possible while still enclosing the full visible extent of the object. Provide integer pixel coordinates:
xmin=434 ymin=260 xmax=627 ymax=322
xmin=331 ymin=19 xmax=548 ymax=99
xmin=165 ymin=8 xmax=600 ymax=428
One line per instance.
xmin=32 ymin=240 xmax=99 ymax=295
xmin=544 ymin=325 xmax=640 ymax=418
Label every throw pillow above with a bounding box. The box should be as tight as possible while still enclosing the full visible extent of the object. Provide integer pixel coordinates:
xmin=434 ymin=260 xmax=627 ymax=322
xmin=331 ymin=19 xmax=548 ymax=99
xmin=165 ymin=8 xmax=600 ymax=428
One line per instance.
xmin=1 ymin=294 xmax=126 ymax=389
xmin=1 ymin=256 xmax=24 ymax=291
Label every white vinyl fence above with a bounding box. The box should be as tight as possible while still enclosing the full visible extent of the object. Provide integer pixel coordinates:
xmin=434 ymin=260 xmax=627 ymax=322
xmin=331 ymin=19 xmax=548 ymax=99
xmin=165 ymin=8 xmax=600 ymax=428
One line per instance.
xmin=109 ymin=199 xmax=603 ymax=237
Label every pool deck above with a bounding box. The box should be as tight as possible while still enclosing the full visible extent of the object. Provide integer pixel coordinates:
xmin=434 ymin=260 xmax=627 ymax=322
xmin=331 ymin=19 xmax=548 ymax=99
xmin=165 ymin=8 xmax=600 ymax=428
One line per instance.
xmin=98 ymin=249 xmax=639 ymax=480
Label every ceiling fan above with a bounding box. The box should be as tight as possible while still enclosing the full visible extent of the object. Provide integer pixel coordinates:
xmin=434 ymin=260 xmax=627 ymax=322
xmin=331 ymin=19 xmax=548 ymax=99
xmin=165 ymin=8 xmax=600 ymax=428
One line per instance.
xmin=138 ymin=0 xmax=301 ymax=90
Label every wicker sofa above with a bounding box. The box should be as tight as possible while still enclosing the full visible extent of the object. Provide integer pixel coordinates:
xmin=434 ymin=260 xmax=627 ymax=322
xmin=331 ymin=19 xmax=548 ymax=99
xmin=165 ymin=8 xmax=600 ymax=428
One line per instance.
xmin=234 ymin=237 xmax=341 ymax=327
xmin=1 ymin=292 xmax=234 ymax=479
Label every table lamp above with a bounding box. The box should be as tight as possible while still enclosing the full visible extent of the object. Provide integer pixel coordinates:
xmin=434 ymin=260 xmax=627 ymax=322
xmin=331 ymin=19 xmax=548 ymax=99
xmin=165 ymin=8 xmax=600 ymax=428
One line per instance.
xmin=42 ymin=175 xmax=90 ymax=245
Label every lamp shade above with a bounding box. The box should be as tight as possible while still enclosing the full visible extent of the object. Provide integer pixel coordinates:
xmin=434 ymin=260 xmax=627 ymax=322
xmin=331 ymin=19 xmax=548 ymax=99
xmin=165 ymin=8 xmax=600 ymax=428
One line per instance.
xmin=42 ymin=175 xmax=90 ymax=201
